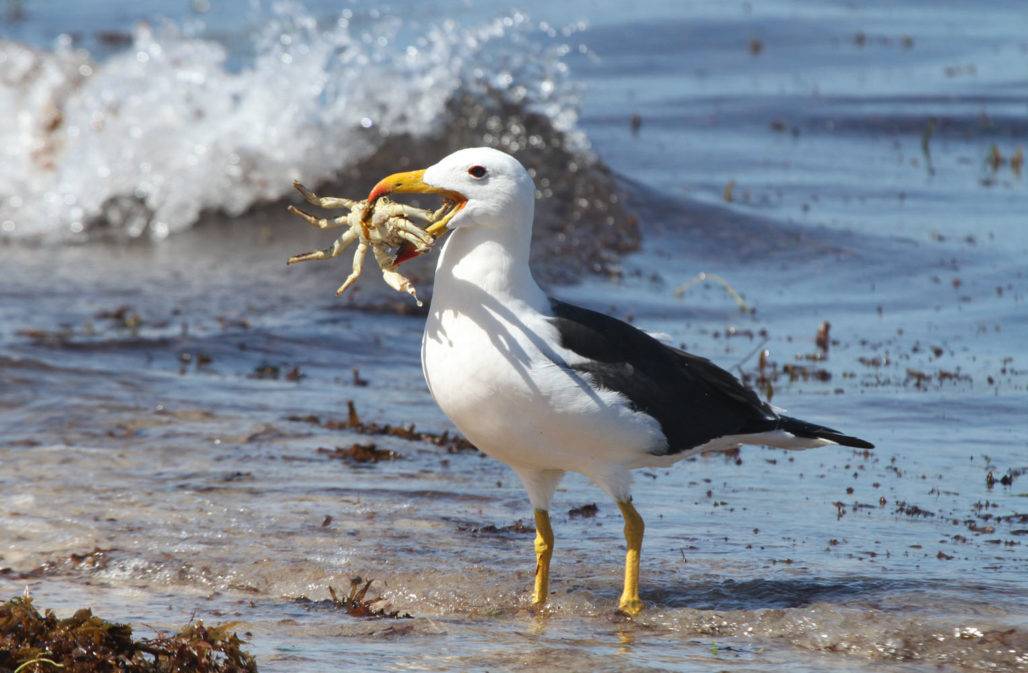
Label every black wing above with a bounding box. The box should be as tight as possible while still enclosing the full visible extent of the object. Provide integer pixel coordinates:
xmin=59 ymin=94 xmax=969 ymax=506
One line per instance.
xmin=548 ymin=299 xmax=872 ymax=453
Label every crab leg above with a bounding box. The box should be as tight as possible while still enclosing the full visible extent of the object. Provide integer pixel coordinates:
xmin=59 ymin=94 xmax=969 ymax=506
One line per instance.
xmin=287 ymin=227 xmax=358 ymax=265
xmin=384 ymin=217 xmax=435 ymax=252
xmin=287 ymin=204 xmax=355 ymax=230
xmin=379 ymin=203 xmax=443 ymax=224
xmin=390 ymin=228 xmax=434 ymax=254
xmin=335 ymin=240 xmax=368 ymax=296
xmin=293 ymin=180 xmax=357 ymax=209
xmin=372 ymin=242 xmax=421 ymax=306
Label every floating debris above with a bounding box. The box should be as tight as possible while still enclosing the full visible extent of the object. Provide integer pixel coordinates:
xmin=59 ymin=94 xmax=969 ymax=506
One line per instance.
xmin=95 ymin=30 xmax=133 ymax=47
xmin=815 ymin=321 xmax=831 ymax=354
xmin=457 ymin=519 xmax=534 ymax=537
xmin=317 ymin=443 xmax=400 ymax=464
xmin=216 ymin=315 xmax=251 ymax=330
xmin=95 ymin=305 xmax=142 ymax=333
xmin=249 ymin=363 xmax=280 ymax=380
xmin=987 ymin=467 xmax=1025 ymax=489
xmin=287 ymin=401 xmax=478 ymax=453
xmin=673 ymin=272 xmax=750 ymax=312
xmin=0 ymin=595 xmax=256 ymax=673
xmin=723 ymin=180 xmax=736 ymax=203
xmin=16 ymin=328 xmax=74 ymax=347
xmin=296 ymin=580 xmax=411 ymax=620
xmin=568 ymin=503 xmax=599 ymax=519
xmin=987 ymin=144 xmax=1004 ymax=171
xmin=629 ymin=113 xmax=642 ymax=135
xmin=246 ymin=364 xmax=304 ymax=382
xmin=1 ymin=547 xmax=118 ymax=580
xmin=895 ymin=501 xmax=935 ymax=518
xmin=921 ymin=118 xmax=936 ymax=173
xmin=782 ymin=363 xmax=831 ymax=382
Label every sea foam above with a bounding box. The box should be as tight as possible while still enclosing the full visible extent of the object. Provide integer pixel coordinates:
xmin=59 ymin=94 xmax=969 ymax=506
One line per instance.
xmin=0 ymin=5 xmax=584 ymax=241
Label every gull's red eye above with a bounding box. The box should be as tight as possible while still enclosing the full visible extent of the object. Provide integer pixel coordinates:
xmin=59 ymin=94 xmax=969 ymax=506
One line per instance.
xmin=468 ymin=165 xmax=487 ymax=178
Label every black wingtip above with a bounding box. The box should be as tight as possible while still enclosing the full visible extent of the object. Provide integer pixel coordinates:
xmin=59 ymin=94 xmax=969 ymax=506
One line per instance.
xmin=829 ymin=434 xmax=875 ymax=450
xmin=778 ymin=416 xmax=874 ymax=449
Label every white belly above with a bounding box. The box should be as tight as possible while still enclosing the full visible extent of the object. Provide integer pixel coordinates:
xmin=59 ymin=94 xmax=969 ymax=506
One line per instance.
xmin=421 ymin=299 xmax=664 ymax=477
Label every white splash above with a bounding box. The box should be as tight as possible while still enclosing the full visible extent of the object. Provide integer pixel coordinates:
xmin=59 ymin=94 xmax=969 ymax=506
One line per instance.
xmin=0 ymin=6 xmax=584 ymax=241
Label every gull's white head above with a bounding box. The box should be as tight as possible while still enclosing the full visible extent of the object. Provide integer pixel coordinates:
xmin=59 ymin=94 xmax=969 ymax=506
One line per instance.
xmin=366 ymin=147 xmax=543 ymax=297
xmin=366 ymin=147 xmax=535 ymax=239
xmin=423 ymin=147 xmax=534 ymax=230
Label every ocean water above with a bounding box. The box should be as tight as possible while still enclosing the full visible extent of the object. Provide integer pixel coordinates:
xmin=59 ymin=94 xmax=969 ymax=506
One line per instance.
xmin=1 ymin=1 xmax=1026 ymax=671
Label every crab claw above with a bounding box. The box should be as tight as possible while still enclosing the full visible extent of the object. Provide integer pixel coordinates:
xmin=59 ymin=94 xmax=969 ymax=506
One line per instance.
xmin=393 ymin=242 xmax=422 ymax=266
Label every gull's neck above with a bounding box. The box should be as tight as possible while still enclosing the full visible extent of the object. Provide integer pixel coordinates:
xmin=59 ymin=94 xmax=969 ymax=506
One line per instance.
xmin=431 ymin=210 xmax=548 ymax=312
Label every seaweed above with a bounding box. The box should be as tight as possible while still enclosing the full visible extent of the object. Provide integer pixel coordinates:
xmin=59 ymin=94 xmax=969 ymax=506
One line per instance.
xmin=248 ymin=364 xmax=304 ymax=381
xmin=781 ymin=363 xmax=831 ymax=382
xmin=987 ymin=467 xmax=1026 ymax=489
xmin=987 ymin=144 xmax=1004 ymax=172
xmin=814 ymin=321 xmax=831 ymax=354
xmin=722 ymin=180 xmax=736 ymax=203
xmin=351 ymin=368 xmax=369 ymax=387
xmin=249 ymin=364 xmax=280 ymax=380
xmin=895 ymin=501 xmax=936 ymax=518
xmin=1 ymin=548 xmax=118 ymax=581
xmin=568 ymin=503 xmax=599 ymax=519
xmin=287 ymin=401 xmax=478 ymax=453
xmin=316 ymin=443 xmax=400 ymax=464
xmin=457 ymin=520 xmax=533 ymax=537
xmin=94 ymin=306 xmax=142 ymax=334
xmin=0 ymin=595 xmax=256 ymax=673
xmin=15 ymin=328 xmax=74 ymax=347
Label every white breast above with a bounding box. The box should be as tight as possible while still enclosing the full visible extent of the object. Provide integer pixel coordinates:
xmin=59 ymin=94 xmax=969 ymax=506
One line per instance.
xmin=421 ymin=291 xmax=665 ymax=478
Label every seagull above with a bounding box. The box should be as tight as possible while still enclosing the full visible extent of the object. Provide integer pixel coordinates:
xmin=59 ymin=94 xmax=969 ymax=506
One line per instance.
xmin=364 ymin=147 xmax=873 ymax=615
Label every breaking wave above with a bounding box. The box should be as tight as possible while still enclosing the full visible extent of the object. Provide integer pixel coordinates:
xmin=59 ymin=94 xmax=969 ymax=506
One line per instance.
xmin=0 ymin=4 xmax=623 ymax=247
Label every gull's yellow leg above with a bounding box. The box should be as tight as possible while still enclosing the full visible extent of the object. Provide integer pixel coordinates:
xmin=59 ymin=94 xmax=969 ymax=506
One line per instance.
xmin=531 ymin=508 xmax=554 ymax=606
xmin=617 ymin=499 xmax=645 ymax=616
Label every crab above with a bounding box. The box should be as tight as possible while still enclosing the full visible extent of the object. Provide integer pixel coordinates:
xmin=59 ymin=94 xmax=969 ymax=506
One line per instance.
xmin=285 ymin=180 xmax=450 ymax=306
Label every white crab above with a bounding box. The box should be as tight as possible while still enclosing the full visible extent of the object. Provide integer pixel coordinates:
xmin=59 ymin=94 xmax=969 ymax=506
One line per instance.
xmin=286 ymin=180 xmax=447 ymax=306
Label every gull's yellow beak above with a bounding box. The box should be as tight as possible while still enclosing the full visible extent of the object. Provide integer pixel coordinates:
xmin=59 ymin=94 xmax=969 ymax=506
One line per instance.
xmin=365 ymin=168 xmax=466 ymax=238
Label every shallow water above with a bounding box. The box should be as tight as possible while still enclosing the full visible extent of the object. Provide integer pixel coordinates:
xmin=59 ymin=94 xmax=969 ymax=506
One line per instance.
xmin=1 ymin=1 xmax=1026 ymax=672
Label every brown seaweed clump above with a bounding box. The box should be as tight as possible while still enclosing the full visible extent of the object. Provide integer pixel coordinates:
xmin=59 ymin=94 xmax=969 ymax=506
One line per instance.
xmin=287 ymin=400 xmax=478 ymax=454
xmin=568 ymin=503 xmax=599 ymax=519
xmin=0 ymin=596 xmax=256 ymax=673
xmin=316 ymin=443 xmax=399 ymax=464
